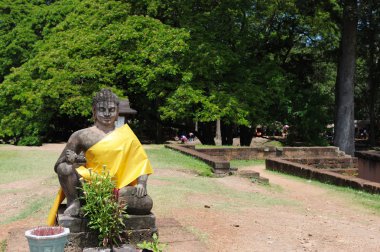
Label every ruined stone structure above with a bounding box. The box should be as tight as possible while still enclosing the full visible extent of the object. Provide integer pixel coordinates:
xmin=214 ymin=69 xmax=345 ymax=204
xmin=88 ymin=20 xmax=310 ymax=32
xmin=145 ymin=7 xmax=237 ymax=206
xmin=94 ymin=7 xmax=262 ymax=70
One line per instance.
xmin=166 ymin=144 xmax=380 ymax=194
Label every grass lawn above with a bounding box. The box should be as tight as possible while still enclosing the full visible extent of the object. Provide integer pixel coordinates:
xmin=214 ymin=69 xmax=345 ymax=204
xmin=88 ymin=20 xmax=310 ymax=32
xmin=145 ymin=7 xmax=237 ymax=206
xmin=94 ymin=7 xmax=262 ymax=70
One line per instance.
xmin=0 ymin=149 xmax=60 ymax=227
xmin=230 ymin=159 xmax=265 ymax=168
xmin=146 ymin=146 xmax=213 ymax=176
xmin=0 ymin=150 xmax=59 ymax=184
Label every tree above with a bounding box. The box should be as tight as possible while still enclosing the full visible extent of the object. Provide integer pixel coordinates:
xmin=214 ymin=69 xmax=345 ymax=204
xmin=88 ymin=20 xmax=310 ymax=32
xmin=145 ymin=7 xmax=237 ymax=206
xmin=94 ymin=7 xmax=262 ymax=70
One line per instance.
xmin=1 ymin=0 xmax=364 ymax=147
xmin=356 ymin=0 xmax=380 ymax=146
xmin=134 ymin=0 xmax=340 ymax=145
xmin=0 ymin=0 xmax=189 ymax=144
xmin=334 ymin=0 xmax=358 ymax=155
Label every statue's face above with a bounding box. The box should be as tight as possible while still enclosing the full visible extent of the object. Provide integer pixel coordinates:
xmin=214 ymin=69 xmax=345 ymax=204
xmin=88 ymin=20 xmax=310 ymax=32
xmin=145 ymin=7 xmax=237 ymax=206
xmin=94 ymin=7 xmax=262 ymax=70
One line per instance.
xmin=94 ymin=101 xmax=118 ymax=127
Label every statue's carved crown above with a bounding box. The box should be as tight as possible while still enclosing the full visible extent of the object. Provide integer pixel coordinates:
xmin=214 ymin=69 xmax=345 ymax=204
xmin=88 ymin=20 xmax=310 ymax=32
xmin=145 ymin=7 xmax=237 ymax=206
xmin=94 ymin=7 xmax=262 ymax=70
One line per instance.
xmin=92 ymin=89 xmax=120 ymax=108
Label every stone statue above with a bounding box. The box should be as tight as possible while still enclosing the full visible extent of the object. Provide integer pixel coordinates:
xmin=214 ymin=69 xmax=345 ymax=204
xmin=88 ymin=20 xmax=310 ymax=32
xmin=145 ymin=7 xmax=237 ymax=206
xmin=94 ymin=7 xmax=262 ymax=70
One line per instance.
xmin=49 ymin=89 xmax=153 ymax=222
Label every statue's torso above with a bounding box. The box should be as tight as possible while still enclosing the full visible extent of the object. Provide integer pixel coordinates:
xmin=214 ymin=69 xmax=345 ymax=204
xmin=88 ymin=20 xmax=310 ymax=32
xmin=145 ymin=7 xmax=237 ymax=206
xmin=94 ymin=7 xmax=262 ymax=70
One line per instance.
xmin=54 ymin=126 xmax=115 ymax=170
xmin=76 ymin=126 xmax=110 ymax=152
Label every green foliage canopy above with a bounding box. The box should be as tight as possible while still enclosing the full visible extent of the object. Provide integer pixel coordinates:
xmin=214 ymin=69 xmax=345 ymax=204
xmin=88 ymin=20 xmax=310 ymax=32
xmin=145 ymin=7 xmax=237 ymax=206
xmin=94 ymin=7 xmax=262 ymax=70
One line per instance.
xmin=133 ymin=0 xmax=341 ymax=144
xmin=2 ymin=0 xmax=372 ymax=146
xmin=0 ymin=0 xmax=189 ymax=144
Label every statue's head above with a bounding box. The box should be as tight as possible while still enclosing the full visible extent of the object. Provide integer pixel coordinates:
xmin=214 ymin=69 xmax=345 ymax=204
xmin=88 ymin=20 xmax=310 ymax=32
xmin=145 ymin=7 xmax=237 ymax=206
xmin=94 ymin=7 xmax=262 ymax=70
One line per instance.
xmin=92 ymin=89 xmax=120 ymax=127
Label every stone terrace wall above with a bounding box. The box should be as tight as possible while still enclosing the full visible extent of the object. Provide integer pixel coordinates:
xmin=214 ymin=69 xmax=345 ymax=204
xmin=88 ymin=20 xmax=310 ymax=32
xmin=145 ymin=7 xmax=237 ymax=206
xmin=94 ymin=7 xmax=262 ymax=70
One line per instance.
xmin=196 ymin=147 xmax=277 ymax=161
xmin=196 ymin=146 xmax=354 ymax=170
xmin=167 ymin=145 xmax=356 ymax=165
xmin=166 ymin=145 xmax=356 ymax=173
xmin=167 ymin=144 xmax=379 ymax=193
xmin=285 ymin=157 xmax=358 ymax=169
xmin=266 ymin=158 xmax=380 ymax=194
xmin=165 ymin=144 xmax=230 ymax=174
xmin=356 ymin=151 xmax=380 ymax=183
xmin=278 ymin=146 xmax=344 ymax=158
xmin=196 ymin=146 xmax=345 ymax=161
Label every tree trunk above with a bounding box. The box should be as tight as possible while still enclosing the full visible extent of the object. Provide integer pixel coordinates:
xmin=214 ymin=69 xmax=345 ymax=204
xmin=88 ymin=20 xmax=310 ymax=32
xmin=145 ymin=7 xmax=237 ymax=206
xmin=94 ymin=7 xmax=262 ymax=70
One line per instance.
xmin=154 ymin=99 xmax=164 ymax=143
xmin=367 ymin=1 xmax=379 ymax=146
xmin=334 ymin=0 xmax=358 ymax=156
xmin=215 ymin=119 xmax=222 ymax=146
xmin=155 ymin=121 xmax=164 ymax=144
xmin=197 ymin=122 xmax=215 ymax=145
xmin=221 ymin=123 xmax=233 ymax=145
xmin=239 ymin=125 xmax=253 ymax=146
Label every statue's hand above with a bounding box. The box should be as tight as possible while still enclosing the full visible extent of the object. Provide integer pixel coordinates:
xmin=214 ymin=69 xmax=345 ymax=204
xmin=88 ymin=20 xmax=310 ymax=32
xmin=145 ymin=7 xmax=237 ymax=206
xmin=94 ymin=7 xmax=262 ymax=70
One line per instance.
xmin=134 ymin=184 xmax=147 ymax=198
xmin=66 ymin=149 xmax=77 ymax=164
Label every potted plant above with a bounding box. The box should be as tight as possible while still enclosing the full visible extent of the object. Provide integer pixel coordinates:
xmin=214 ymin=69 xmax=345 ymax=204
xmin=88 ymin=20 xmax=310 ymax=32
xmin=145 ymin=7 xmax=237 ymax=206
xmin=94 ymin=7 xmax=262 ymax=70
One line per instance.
xmin=25 ymin=226 xmax=69 ymax=252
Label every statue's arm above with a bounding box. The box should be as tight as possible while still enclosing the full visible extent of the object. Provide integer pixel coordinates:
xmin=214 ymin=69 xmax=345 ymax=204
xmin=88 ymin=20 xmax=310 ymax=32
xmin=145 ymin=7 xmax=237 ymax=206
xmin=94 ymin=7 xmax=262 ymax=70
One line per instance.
xmin=135 ymin=174 xmax=148 ymax=198
xmin=54 ymin=132 xmax=82 ymax=172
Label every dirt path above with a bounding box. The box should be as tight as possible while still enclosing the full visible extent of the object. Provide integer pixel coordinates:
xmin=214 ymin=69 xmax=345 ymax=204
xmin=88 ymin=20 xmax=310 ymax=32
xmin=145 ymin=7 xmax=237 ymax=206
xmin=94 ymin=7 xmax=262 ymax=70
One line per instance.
xmin=1 ymin=145 xmax=380 ymax=251
xmin=183 ymin=165 xmax=380 ymax=252
xmin=154 ymin=165 xmax=380 ymax=252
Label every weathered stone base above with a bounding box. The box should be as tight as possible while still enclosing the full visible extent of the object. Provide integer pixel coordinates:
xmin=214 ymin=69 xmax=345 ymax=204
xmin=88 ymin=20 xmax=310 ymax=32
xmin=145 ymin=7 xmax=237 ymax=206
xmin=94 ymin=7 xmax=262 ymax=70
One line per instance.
xmin=124 ymin=213 xmax=156 ymax=230
xmin=83 ymin=244 xmax=137 ymax=252
xmin=123 ymin=213 xmax=158 ymax=244
xmin=58 ymin=214 xmax=89 ymax=233
xmin=66 ymin=231 xmax=99 ymax=250
xmin=123 ymin=227 xmax=158 ymax=244
xmin=57 ymin=208 xmax=158 ymax=250
xmin=238 ymin=170 xmax=269 ymax=184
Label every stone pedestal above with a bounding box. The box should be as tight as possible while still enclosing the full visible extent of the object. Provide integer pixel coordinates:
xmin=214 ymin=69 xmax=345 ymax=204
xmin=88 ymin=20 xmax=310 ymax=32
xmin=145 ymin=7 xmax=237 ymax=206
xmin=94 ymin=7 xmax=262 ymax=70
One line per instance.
xmin=57 ymin=205 xmax=157 ymax=250
xmin=57 ymin=207 xmax=98 ymax=250
xmin=58 ymin=215 xmax=89 ymax=233
xmin=123 ymin=214 xmax=158 ymax=244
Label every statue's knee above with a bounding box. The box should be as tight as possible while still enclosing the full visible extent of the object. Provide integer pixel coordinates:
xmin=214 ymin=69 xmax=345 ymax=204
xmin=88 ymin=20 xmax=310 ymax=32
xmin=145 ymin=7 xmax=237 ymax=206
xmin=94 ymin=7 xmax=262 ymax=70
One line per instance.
xmin=56 ymin=163 xmax=73 ymax=176
xmin=118 ymin=186 xmax=153 ymax=215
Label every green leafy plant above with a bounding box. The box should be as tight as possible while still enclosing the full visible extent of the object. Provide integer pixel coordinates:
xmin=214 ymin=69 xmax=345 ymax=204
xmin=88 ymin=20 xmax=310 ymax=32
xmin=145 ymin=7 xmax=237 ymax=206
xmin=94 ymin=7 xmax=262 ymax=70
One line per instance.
xmin=81 ymin=168 xmax=127 ymax=247
xmin=137 ymin=233 xmax=165 ymax=252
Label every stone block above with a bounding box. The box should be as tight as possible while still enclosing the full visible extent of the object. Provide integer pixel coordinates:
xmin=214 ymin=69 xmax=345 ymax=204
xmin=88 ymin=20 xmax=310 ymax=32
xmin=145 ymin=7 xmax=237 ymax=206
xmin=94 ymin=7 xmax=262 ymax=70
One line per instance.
xmin=83 ymin=244 xmax=137 ymax=252
xmin=83 ymin=248 xmax=111 ymax=252
xmin=357 ymin=152 xmax=380 ymax=183
xmin=239 ymin=171 xmax=260 ymax=179
xmin=256 ymin=177 xmax=269 ymax=184
xmin=58 ymin=214 xmax=89 ymax=233
xmin=213 ymin=161 xmax=230 ymax=169
xmin=123 ymin=213 xmax=158 ymax=244
xmin=124 ymin=227 xmax=158 ymax=244
xmin=66 ymin=231 xmax=98 ymax=250
xmin=124 ymin=213 xmax=156 ymax=230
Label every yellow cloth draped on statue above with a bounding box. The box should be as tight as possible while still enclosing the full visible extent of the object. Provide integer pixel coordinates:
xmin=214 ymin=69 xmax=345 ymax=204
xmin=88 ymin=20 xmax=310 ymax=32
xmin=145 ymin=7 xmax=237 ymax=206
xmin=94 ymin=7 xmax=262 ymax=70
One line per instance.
xmin=47 ymin=124 xmax=153 ymax=226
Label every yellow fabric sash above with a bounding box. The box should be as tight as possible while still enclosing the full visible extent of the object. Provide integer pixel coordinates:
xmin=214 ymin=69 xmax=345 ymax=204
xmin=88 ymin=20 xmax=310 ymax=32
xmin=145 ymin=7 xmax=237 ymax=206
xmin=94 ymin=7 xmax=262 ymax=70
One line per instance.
xmin=47 ymin=124 xmax=153 ymax=226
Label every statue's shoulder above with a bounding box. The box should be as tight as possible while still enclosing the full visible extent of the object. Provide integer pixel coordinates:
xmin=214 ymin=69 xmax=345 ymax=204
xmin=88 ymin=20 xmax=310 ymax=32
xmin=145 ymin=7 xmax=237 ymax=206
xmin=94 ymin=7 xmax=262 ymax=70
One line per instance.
xmin=66 ymin=127 xmax=98 ymax=151
xmin=68 ymin=127 xmax=93 ymax=142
